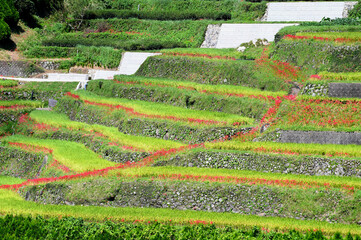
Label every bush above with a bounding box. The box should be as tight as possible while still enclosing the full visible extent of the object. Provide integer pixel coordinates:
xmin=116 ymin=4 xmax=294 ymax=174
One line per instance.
xmin=0 ymin=18 xmax=11 ymax=41
xmin=0 ymin=0 xmax=19 ymax=27
xmin=84 ymin=9 xmax=231 ymax=21
xmin=43 ymin=38 xmax=185 ymax=50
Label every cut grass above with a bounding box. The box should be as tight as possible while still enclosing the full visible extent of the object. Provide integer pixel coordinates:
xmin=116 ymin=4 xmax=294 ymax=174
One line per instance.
xmin=29 ymin=110 xmax=185 ymax=152
xmin=206 ymin=141 xmax=361 ymax=158
xmin=1 ymin=135 xmax=116 ymax=172
xmin=318 ymin=71 xmax=361 ymax=82
xmin=0 ymin=189 xmax=360 ymax=236
xmin=75 ymin=91 xmax=255 ymax=126
xmin=0 ymin=100 xmax=43 ymax=108
xmin=113 ymin=75 xmax=287 ymax=98
xmin=0 ymin=176 xmax=24 ymax=186
xmin=118 ymin=166 xmax=361 ymax=191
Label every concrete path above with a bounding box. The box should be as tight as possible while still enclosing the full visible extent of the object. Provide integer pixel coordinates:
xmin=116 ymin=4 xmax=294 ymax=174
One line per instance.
xmin=264 ymin=2 xmax=357 ymax=22
xmin=215 ymin=23 xmax=296 ymax=48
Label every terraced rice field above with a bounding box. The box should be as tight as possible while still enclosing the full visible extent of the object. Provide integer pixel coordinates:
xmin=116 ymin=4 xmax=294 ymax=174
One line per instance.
xmin=1 ymin=1 xmax=361 ymax=238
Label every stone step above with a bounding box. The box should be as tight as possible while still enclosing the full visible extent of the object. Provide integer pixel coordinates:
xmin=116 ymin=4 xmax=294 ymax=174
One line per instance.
xmin=215 ymin=23 xmax=296 ymax=49
xmin=264 ymin=1 xmax=357 ymax=22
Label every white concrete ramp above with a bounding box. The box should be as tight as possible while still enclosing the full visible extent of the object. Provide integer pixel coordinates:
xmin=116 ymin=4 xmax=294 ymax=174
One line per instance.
xmin=47 ymin=73 xmax=88 ymax=81
xmin=264 ymin=2 xmax=357 ymax=22
xmin=215 ymin=24 xmax=296 ymax=49
xmin=118 ymin=52 xmax=161 ymax=75
xmin=92 ymin=52 xmax=161 ymax=80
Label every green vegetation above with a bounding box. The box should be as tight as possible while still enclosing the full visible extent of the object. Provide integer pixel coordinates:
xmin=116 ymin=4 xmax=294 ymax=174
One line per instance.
xmin=24 ymin=45 xmax=123 ymax=69
xmin=0 ymin=100 xmax=42 ymax=107
xmin=296 ymin=32 xmax=361 ymax=42
xmin=1 ymin=135 xmax=116 ymax=172
xmin=88 ymin=78 xmax=272 ymax=119
xmin=0 ymin=176 xmax=23 ymax=185
xmin=29 ymin=110 xmax=185 ymax=152
xmin=136 ymin=55 xmax=289 ymax=92
xmin=122 ymin=166 xmax=361 ymax=191
xmin=3 ymin=215 xmax=354 ymax=240
xmin=0 ymin=79 xmax=18 ymax=88
xmin=1 ymin=194 xmax=361 ymax=237
xmin=206 ymin=141 xmax=361 ymax=158
xmin=74 ymin=91 xmax=255 ymax=126
xmin=318 ymin=71 xmax=361 ymax=82
xmin=114 ymin=75 xmax=287 ymax=98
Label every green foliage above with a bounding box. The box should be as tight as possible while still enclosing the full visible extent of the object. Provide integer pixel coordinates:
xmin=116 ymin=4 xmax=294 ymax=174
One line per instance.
xmin=136 ymin=55 xmax=289 ymax=92
xmin=43 ymin=37 xmax=185 ymax=51
xmin=1 ymin=215 xmax=354 ymax=240
xmin=347 ymin=1 xmax=361 ymax=19
xmin=0 ymin=18 xmax=11 ymax=41
xmin=2 ymin=135 xmax=116 ymax=172
xmin=275 ymin=25 xmax=361 ymax=42
xmin=232 ymin=1 xmax=267 ymax=21
xmin=88 ymin=77 xmax=275 ymax=119
xmin=271 ymin=39 xmax=361 ymax=73
xmin=0 ymin=0 xmax=19 ymax=27
xmin=318 ymin=71 xmax=361 ymax=82
xmin=0 ymin=79 xmax=18 ymax=87
xmin=0 ymin=146 xmax=45 ymax=179
xmin=84 ymin=9 xmax=231 ymax=21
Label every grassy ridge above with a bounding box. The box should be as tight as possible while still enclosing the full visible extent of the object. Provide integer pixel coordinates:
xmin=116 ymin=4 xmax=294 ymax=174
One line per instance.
xmin=29 ymin=110 xmax=185 ymax=152
xmin=0 ymin=100 xmax=43 ymax=108
xmin=206 ymin=141 xmax=361 ymax=158
xmin=0 ymin=79 xmax=18 ymax=87
xmin=318 ymin=71 xmax=361 ymax=82
xmin=75 ymin=91 xmax=255 ymax=126
xmin=119 ymin=166 xmax=361 ymax=191
xmin=0 ymin=176 xmax=24 ymax=186
xmin=1 ymin=135 xmax=116 ymax=172
xmin=113 ymin=75 xmax=287 ymax=98
xmin=1 ymin=189 xmax=361 ymax=236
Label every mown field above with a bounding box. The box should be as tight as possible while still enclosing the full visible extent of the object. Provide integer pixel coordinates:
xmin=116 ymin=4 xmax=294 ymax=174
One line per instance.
xmin=1 ymin=0 xmax=361 ymax=239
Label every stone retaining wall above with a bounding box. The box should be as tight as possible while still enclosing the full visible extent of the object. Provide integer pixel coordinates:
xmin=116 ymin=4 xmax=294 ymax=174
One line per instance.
xmin=302 ymin=82 xmax=361 ymax=98
xmin=0 ymin=61 xmax=44 ymax=77
xmin=279 ymin=130 xmax=361 ymax=145
xmin=328 ymin=83 xmax=361 ymax=98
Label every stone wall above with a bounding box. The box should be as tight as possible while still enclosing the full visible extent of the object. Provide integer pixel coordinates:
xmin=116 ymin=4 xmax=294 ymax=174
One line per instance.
xmin=301 ymin=82 xmax=361 ymax=98
xmin=154 ymin=150 xmax=361 ymax=177
xmin=200 ymin=24 xmax=221 ymax=48
xmin=0 ymin=61 xmax=44 ymax=77
xmin=328 ymin=83 xmax=361 ymax=98
xmin=279 ymin=130 xmax=361 ymax=145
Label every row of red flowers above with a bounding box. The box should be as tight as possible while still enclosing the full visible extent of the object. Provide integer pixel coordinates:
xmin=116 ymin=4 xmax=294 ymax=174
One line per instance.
xmin=283 ymin=34 xmax=359 ymax=43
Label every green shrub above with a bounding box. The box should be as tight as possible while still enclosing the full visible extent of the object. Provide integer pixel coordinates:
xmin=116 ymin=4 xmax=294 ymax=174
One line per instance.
xmin=0 ymin=0 xmax=19 ymax=27
xmin=0 ymin=18 xmax=11 ymax=41
xmin=84 ymin=9 xmax=231 ymax=20
xmin=43 ymin=38 xmax=185 ymax=50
